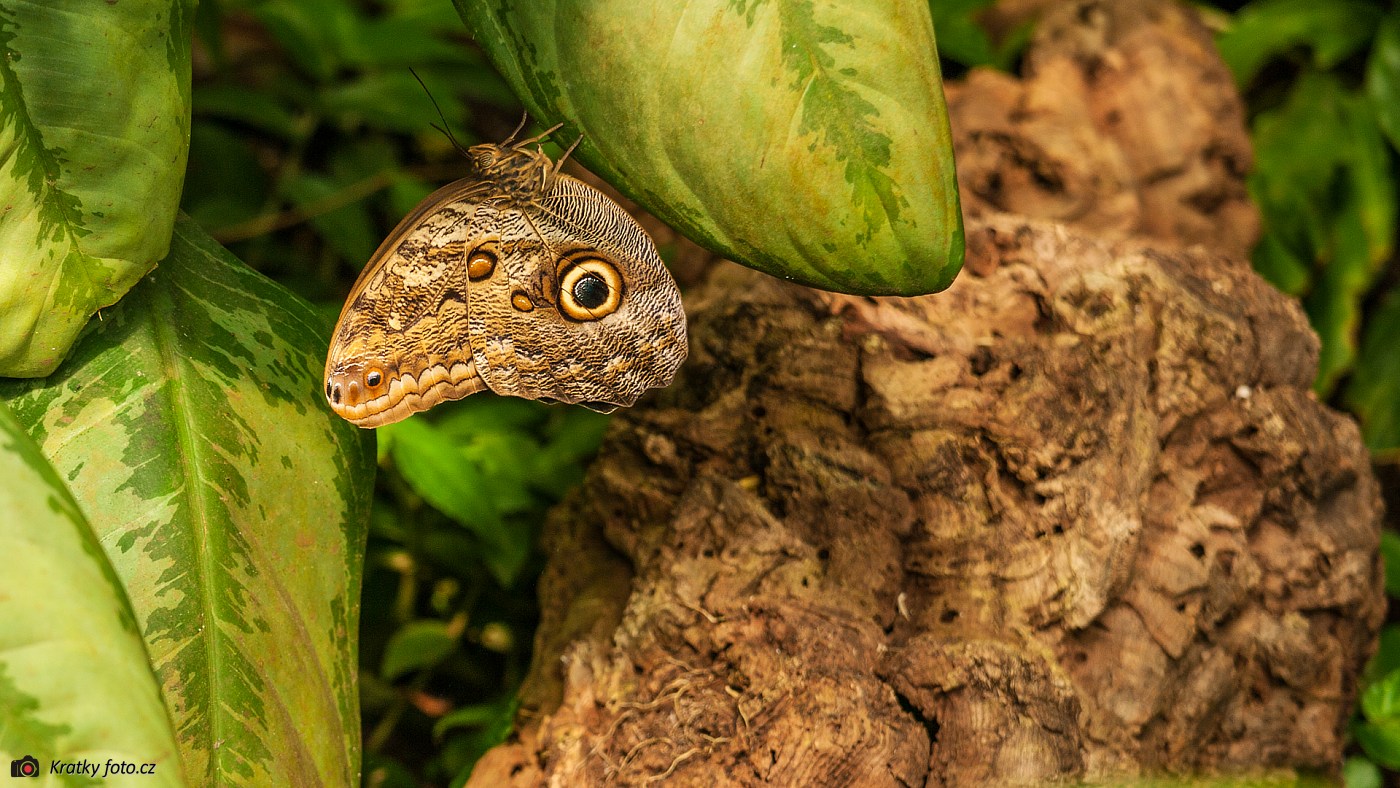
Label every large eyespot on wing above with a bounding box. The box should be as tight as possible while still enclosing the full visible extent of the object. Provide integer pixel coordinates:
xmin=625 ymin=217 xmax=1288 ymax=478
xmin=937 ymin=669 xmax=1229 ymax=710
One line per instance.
xmin=556 ymin=254 xmax=624 ymax=321
xmin=324 ymin=178 xmax=496 ymax=428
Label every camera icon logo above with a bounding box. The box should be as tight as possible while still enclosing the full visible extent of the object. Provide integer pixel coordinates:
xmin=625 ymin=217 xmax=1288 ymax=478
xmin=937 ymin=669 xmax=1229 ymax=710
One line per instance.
xmin=10 ymin=755 xmax=39 ymax=777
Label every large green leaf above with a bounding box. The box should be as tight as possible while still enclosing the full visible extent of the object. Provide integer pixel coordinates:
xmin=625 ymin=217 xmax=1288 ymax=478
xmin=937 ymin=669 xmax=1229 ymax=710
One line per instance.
xmin=1216 ymin=0 xmax=1383 ymax=87
xmin=0 ymin=402 xmax=185 ymax=785
xmin=0 ymin=216 xmax=376 ymax=785
xmin=455 ymin=0 xmax=963 ymax=296
xmin=0 ymin=1 xmax=194 ymax=377
xmin=1249 ymin=72 xmax=1396 ymax=394
xmin=1345 ymin=285 xmax=1400 ymax=455
xmin=1368 ymin=10 xmax=1400 ymax=154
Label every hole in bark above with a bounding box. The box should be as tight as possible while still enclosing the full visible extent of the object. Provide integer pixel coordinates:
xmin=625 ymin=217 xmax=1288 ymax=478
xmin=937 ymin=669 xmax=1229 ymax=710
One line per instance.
xmin=1033 ymin=299 xmax=1055 ymax=332
xmin=970 ymin=347 xmax=995 ymax=376
xmin=702 ymin=548 xmax=715 ymax=558
xmin=1052 ymin=524 xmax=1064 ymax=535
xmin=940 ymin=609 xmax=959 ymax=623
xmin=1174 ymin=601 xmax=1187 ymax=613
xmin=817 ymin=548 xmax=830 ymax=561
xmin=1189 ymin=542 xmax=1205 ymax=559
xmin=1219 ymin=551 xmax=1236 ymax=574
xmin=1105 ymin=109 xmax=1121 ymax=125
xmin=985 ymin=171 xmax=1004 ymax=200
xmin=752 ymin=405 xmax=767 ymax=418
xmin=1009 ymin=362 xmax=1024 ymax=381
xmin=1074 ymin=651 xmax=1089 ymax=664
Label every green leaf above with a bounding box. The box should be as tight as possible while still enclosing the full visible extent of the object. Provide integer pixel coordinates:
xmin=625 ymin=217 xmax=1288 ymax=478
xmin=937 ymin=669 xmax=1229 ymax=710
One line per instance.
xmin=338 ymin=17 xmax=468 ymax=67
xmin=252 ymin=0 xmax=354 ymax=82
xmin=930 ymin=0 xmax=998 ymax=68
xmin=455 ymin=0 xmax=963 ymax=296
xmin=319 ymin=70 xmax=465 ymax=134
xmin=432 ymin=697 xmax=516 ymax=739
xmin=1305 ymin=190 xmax=1372 ymax=394
xmin=1344 ymin=756 xmax=1383 ymax=788
xmin=1367 ymin=10 xmax=1400 ymax=153
xmin=1248 ymin=72 xmax=1395 ymax=394
xmin=183 ymin=121 xmax=270 ymax=231
xmin=381 ymin=620 xmax=457 ymax=680
xmin=1250 ymin=232 xmax=1312 ymax=296
xmin=441 ymin=696 xmax=518 ymax=786
xmin=1345 ymin=286 xmax=1400 ymax=453
xmin=1356 ymin=716 xmax=1400 ymax=769
xmin=283 ymin=172 xmax=381 ymax=265
xmin=193 ymin=84 xmax=299 ymax=139
xmin=1363 ymin=666 xmax=1400 ymax=723
xmin=363 ymin=754 xmax=420 ymax=788
xmin=0 ymin=402 xmax=185 ymax=785
xmin=1339 ymin=90 xmax=1398 ymax=269
xmin=0 ymin=1 xmax=194 ymax=376
xmin=383 ymin=418 xmax=502 ymax=533
xmin=1365 ymin=625 xmax=1400 ymax=689
xmin=0 ymin=216 xmax=377 ymax=785
xmin=1383 ymin=531 xmax=1400 ymax=598
xmin=1217 ymin=0 xmax=1383 ymax=87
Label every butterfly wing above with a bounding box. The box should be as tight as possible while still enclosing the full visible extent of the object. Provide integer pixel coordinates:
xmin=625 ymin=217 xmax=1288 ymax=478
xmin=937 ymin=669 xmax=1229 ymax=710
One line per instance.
xmin=324 ymin=179 xmax=493 ymax=427
xmin=462 ymin=173 xmax=688 ymax=408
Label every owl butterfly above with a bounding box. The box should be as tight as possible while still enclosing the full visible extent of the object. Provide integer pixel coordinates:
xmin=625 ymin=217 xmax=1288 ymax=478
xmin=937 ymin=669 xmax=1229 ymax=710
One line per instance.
xmin=324 ymin=122 xmax=688 ymax=428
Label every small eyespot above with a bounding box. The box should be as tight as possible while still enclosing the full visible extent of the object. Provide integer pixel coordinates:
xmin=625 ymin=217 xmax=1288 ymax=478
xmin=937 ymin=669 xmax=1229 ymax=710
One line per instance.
xmin=558 ymin=257 xmax=623 ymax=320
xmin=366 ymin=370 xmax=382 ymax=387
xmin=467 ymin=242 xmax=499 ymax=281
xmin=511 ymin=291 xmax=535 ymax=312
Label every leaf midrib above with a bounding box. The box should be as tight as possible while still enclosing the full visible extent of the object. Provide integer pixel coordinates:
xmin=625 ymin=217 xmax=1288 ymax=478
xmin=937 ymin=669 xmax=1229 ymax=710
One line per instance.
xmin=148 ymin=271 xmax=227 ymax=785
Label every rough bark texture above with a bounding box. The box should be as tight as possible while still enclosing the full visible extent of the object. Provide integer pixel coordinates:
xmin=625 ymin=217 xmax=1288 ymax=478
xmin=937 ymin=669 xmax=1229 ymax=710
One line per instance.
xmin=468 ymin=1 xmax=1385 ymax=784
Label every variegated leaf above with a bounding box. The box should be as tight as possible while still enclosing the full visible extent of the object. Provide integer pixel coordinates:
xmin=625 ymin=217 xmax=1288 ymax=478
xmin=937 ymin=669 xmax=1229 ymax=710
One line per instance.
xmin=0 ymin=216 xmax=376 ymax=786
xmin=0 ymin=0 xmax=194 ymax=376
xmin=0 ymin=401 xmax=185 ymax=785
xmin=454 ymin=0 xmax=963 ymax=296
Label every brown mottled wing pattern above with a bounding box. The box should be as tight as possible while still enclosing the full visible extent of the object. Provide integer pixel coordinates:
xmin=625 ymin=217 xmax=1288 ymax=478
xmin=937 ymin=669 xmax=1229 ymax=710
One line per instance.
xmin=462 ymin=173 xmax=688 ymax=408
xmin=324 ymin=180 xmax=492 ymax=427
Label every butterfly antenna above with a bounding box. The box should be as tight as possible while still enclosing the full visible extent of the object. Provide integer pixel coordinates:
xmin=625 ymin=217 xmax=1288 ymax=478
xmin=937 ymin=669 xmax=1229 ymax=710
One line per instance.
xmin=552 ymin=134 xmax=584 ymax=180
xmin=409 ymin=68 xmax=470 ymax=157
xmin=503 ymin=111 xmax=530 ymax=146
xmin=515 ymin=122 xmax=564 ymax=151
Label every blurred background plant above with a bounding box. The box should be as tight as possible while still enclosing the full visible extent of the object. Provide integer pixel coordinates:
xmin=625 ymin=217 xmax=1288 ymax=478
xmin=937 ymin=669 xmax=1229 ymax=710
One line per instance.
xmin=185 ymin=0 xmax=1400 ymax=785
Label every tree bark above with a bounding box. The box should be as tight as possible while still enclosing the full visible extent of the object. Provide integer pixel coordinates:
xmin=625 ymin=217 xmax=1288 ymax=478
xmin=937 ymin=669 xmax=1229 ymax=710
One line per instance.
xmin=469 ymin=1 xmax=1384 ymax=784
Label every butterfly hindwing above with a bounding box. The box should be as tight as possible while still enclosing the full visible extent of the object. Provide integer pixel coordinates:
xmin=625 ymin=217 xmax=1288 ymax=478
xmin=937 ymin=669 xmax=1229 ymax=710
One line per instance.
xmin=462 ymin=173 xmax=687 ymax=408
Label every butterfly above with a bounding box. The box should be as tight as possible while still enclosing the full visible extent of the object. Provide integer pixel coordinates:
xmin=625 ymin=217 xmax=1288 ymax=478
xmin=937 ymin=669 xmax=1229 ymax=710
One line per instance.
xmin=324 ymin=120 xmax=687 ymax=428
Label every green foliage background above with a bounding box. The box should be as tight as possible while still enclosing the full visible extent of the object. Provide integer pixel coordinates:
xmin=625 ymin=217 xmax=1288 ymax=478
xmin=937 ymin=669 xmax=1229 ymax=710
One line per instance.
xmin=0 ymin=0 xmax=1397 ymax=786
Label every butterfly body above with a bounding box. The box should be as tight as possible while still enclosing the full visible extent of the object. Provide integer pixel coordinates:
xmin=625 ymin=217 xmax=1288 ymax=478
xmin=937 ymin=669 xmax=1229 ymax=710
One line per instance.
xmin=324 ymin=134 xmax=688 ymax=428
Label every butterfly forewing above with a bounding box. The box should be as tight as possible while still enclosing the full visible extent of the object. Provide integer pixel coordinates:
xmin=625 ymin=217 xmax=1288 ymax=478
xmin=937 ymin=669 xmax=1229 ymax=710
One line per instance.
xmin=324 ymin=180 xmax=491 ymax=426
